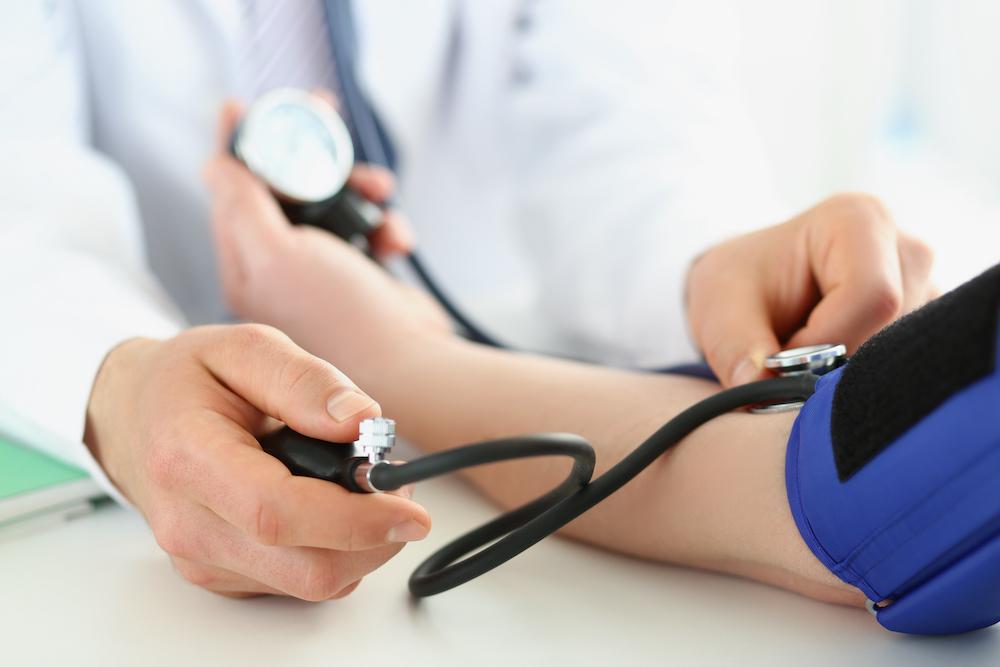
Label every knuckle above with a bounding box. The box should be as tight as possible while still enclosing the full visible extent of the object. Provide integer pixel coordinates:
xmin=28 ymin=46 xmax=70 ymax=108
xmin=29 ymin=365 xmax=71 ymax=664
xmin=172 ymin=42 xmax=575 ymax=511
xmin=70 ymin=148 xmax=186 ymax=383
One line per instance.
xmin=688 ymin=245 xmax=728 ymax=286
xmin=277 ymin=355 xmax=321 ymax=397
xmin=145 ymin=436 xmax=187 ymax=491
xmin=296 ymin=561 xmax=346 ymax=602
xmin=174 ymin=559 xmax=217 ymax=589
xmin=329 ymin=579 xmax=361 ymax=600
xmin=229 ymin=322 xmax=288 ymax=351
xmin=173 ymin=325 xmax=215 ymax=350
xmin=277 ymin=353 xmax=350 ymax=406
xmin=866 ymin=281 xmax=904 ymax=322
xmin=174 ymin=325 xmax=237 ymax=360
xmin=152 ymin=516 xmax=197 ymax=559
xmin=245 ymin=496 xmax=282 ymax=546
xmin=827 ymin=191 xmax=892 ymax=225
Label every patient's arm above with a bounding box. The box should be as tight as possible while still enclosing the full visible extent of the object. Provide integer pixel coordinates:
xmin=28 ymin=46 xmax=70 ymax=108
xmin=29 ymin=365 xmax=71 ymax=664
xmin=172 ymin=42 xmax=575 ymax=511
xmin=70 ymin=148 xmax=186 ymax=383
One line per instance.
xmin=329 ymin=327 xmax=862 ymax=607
xmin=204 ymin=154 xmax=864 ymax=607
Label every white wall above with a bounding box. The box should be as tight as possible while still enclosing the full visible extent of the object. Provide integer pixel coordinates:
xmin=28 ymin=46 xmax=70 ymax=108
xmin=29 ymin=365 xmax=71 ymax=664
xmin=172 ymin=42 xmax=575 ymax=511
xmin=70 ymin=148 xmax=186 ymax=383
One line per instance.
xmin=730 ymin=0 xmax=1000 ymax=288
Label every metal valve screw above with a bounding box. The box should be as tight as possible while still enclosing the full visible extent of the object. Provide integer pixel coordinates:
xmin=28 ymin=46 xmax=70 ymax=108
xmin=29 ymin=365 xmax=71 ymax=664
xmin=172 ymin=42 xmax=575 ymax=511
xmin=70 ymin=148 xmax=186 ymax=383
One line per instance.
xmin=356 ymin=417 xmax=396 ymax=463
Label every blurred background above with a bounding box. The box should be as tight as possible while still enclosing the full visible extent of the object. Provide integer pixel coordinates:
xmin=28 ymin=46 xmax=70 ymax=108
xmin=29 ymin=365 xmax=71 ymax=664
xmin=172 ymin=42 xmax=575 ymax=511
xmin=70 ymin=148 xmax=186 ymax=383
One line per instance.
xmin=734 ymin=0 xmax=999 ymax=288
xmin=8 ymin=0 xmax=995 ymax=358
xmin=396 ymin=0 xmax=1000 ymax=355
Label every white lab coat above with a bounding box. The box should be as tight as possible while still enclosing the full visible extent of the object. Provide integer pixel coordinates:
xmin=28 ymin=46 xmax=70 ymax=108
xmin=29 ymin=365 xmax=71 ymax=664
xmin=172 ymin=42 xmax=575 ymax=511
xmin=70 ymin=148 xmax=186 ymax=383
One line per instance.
xmin=0 ymin=0 xmax=779 ymax=481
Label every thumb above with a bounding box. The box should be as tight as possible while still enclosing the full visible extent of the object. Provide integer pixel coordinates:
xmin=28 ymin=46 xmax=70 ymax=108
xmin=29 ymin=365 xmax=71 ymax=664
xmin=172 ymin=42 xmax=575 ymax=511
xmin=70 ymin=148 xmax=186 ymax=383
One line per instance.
xmin=696 ymin=288 xmax=782 ymax=387
xmin=193 ymin=325 xmax=381 ymax=442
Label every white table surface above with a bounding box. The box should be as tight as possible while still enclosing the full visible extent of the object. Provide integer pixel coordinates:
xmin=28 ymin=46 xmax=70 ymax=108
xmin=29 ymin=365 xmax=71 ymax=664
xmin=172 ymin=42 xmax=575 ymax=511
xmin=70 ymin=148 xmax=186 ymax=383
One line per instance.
xmin=2 ymin=472 xmax=998 ymax=667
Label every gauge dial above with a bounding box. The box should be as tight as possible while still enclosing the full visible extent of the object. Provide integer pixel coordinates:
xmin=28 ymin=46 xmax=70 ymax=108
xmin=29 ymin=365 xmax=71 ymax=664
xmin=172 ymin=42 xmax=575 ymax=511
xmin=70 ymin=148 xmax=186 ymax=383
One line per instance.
xmin=235 ymin=89 xmax=355 ymax=203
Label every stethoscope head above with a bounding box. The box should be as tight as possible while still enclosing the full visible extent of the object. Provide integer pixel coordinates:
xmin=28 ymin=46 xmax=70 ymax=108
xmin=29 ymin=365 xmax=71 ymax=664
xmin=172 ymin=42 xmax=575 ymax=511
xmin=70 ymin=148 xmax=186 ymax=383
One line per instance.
xmin=232 ymin=88 xmax=355 ymax=204
xmin=764 ymin=343 xmax=847 ymax=377
xmin=750 ymin=343 xmax=847 ymax=414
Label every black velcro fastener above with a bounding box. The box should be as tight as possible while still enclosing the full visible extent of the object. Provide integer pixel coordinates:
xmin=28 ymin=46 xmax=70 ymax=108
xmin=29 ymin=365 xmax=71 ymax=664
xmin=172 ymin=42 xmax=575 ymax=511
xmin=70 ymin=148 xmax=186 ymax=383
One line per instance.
xmin=831 ymin=263 xmax=1000 ymax=481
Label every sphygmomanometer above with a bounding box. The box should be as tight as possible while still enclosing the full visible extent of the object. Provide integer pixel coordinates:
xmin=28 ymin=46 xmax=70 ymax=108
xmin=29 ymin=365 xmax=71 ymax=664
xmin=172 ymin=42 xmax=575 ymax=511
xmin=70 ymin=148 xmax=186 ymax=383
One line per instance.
xmin=233 ymin=89 xmax=1000 ymax=635
xmin=231 ymin=88 xmax=502 ymax=347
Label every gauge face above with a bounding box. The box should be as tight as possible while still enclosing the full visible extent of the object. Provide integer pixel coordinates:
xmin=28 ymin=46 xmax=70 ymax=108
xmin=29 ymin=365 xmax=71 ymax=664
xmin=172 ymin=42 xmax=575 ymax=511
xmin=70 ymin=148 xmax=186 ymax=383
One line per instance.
xmin=236 ymin=89 xmax=355 ymax=203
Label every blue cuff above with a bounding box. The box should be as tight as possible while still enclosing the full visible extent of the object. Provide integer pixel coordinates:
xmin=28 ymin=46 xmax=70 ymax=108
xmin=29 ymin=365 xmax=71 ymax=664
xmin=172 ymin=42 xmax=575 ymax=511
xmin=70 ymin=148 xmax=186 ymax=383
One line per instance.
xmin=786 ymin=355 xmax=1000 ymax=634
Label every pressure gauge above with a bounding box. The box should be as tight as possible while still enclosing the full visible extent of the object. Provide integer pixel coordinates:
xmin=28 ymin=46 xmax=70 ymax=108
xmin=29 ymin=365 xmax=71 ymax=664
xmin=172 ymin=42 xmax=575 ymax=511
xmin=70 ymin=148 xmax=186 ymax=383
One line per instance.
xmin=231 ymin=88 xmax=383 ymax=239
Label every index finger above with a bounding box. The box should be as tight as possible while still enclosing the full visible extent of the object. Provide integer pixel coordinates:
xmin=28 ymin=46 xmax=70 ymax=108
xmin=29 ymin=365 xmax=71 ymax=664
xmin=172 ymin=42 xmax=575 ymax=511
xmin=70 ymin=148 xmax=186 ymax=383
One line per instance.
xmin=182 ymin=412 xmax=431 ymax=550
xmin=787 ymin=219 xmax=904 ymax=351
xmin=189 ymin=324 xmax=379 ymax=443
xmin=690 ymin=278 xmax=781 ymax=387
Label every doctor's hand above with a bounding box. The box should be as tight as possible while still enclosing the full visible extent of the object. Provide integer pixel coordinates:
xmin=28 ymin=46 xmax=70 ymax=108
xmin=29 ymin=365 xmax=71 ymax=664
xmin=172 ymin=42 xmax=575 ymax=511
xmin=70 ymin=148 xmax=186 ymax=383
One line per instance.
xmin=203 ymin=102 xmax=452 ymax=370
xmin=687 ymin=193 xmax=936 ymax=387
xmin=224 ymin=98 xmax=415 ymax=258
xmin=84 ymin=325 xmax=431 ymax=599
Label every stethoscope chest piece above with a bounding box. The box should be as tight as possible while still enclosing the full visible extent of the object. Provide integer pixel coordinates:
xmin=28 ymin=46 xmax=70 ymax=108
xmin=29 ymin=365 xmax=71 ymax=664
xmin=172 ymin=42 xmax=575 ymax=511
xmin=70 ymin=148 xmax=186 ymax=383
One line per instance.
xmin=750 ymin=343 xmax=847 ymax=414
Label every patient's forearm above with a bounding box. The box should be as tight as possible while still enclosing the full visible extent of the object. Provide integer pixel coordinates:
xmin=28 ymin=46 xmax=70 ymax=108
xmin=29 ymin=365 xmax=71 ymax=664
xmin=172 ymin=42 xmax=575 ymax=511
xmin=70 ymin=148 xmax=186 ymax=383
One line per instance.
xmin=329 ymin=335 xmax=863 ymax=606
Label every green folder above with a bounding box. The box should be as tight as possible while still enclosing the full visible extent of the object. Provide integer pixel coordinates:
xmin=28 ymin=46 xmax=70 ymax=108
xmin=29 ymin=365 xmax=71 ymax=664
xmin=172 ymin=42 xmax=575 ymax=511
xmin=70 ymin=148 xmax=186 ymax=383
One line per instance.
xmin=0 ymin=436 xmax=102 ymax=534
xmin=0 ymin=437 xmax=89 ymax=499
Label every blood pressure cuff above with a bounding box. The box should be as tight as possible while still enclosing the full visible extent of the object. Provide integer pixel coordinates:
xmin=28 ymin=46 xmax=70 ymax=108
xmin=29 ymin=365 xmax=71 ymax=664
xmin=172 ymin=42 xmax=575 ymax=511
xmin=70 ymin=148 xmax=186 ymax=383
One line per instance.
xmin=785 ymin=264 xmax=1000 ymax=635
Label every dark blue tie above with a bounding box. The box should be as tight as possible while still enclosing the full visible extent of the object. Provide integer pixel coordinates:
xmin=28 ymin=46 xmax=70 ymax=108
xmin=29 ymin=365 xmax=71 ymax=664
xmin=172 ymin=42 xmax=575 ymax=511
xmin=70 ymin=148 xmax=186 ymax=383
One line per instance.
xmin=323 ymin=0 xmax=398 ymax=171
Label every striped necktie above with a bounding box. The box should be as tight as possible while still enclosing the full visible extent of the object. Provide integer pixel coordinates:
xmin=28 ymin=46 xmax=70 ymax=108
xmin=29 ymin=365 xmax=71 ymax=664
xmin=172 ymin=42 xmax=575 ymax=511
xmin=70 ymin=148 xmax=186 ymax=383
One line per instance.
xmin=239 ymin=0 xmax=340 ymax=103
xmin=239 ymin=0 xmax=397 ymax=171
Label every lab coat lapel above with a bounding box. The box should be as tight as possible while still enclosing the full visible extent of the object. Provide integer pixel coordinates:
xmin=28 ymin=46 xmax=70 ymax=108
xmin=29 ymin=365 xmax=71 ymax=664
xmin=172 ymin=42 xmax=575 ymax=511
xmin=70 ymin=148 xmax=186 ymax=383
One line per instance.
xmin=192 ymin=0 xmax=246 ymax=80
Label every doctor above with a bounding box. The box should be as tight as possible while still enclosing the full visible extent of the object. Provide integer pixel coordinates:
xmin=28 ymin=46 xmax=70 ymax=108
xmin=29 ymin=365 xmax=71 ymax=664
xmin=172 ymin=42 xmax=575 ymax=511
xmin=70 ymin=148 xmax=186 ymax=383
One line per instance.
xmin=0 ymin=0 xmax=933 ymax=599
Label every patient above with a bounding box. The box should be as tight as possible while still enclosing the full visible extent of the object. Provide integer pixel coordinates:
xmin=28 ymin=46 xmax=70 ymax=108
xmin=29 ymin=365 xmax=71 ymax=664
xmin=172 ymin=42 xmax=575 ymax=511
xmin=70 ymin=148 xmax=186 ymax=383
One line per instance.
xmin=202 ymin=106 xmax=934 ymax=608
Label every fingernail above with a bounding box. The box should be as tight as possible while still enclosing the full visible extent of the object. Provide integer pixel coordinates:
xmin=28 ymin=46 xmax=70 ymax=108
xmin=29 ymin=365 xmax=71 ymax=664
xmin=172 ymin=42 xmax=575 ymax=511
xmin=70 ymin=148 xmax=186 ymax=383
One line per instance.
xmin=386 ymin=520 xmax=428 ymax=543
xmin=731 ymin=358 xmax=759 ymax=386
xmin=732 ymin=350 xmax=769 ymax=385
xmin=326 ymin=390 xmax=376 ymax=423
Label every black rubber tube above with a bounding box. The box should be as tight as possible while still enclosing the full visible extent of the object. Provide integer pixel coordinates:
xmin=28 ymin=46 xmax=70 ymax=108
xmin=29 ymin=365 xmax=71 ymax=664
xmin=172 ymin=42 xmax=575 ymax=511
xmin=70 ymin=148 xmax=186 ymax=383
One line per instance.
xmin=374 ymin=374 xmax=819 ymax=597
xmin=371 ymin=433 xmax=595 ymax=491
